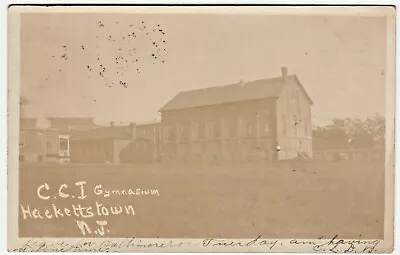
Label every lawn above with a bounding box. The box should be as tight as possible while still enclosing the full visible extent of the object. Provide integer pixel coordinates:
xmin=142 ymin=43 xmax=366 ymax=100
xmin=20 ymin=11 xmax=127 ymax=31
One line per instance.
xmin=18 ymin=161 xmax=385 ymax=239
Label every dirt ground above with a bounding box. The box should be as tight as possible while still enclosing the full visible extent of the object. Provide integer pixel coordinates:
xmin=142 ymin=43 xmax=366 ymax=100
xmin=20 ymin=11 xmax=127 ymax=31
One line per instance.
xmin=18 ymin=161 xmax=385 ymax=239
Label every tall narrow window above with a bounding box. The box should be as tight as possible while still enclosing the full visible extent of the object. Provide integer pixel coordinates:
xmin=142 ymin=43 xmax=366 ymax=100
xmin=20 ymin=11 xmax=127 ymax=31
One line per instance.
xmin=228 ymin=119 xmax=236 ymax=137
xmin=163 ymin=126 xmax=170 ymax=142
xmin=19 ymin=132 xmax=25 ymax=147
xmin=181 ymin=122 xmax=189 ymax=141
xmin=263 ymin=122 xmax=270 ymax=135
xmin=199 ymin=121 xmax=205 ymax=139
xmin=304 ymin=118 xmax=308 ymax=136
xmin=208 ymin=121 xmax=215 ymax=139
xmin=166 ymin=125 xmax=176 ymax=142
xmin=221 ymin=119 xmax=228 ymax=137
xmin=292 ymin=115 xmax=298 ymax=135
xmin=191 ymin=121 xmax=199 ymax=141
xmin=247 ymin=121 xmax=253 ymax=137
xmin=238 ymin=118 xmax=244 ymax=137
xmin=214 ymin=120 xmax=221 ymax=138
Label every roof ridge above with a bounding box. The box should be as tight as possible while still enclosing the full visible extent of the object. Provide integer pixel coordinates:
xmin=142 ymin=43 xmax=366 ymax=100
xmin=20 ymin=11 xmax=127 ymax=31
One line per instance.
xmin=159 ymin=74 xmax=302 ymax=112
xmin=178 ymin=74 xmax=294 ymax=94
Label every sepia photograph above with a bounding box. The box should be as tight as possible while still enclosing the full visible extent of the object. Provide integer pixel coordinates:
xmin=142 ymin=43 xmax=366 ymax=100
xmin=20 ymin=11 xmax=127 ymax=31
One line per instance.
xmin=7 ymin=6 xmax=395 ymax=253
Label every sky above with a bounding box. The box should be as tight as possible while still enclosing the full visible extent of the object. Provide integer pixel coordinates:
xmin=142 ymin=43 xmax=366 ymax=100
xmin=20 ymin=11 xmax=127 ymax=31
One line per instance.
xmin=20 ymin=12 xmax=387 ymax=127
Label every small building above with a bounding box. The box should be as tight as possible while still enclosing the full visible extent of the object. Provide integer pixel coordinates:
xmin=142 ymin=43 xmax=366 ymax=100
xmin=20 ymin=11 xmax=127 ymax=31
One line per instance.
xmin=46 ymin=117 xmax=99 ymax=162
xmin=69 ymin=121 xmax=162 ymax=164
xmin=19 ymin=97 xmax=61 ymax=162
xmin=19 ymin=125 xmax=61 ymax=162
xmin=69 ymin=125 xmax=134 ymax=164
xmin=120 ymin=121 xmax=162 ymax=163
xmin=159 ymin=67 xmax=313 ymax=162
xmin=20 ymin=117 xmax=37 ymax=129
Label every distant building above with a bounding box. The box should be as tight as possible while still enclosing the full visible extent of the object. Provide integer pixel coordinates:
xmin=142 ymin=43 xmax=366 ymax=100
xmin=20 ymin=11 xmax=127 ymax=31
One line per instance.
xmin=19 ymin=116 xmax=98 ymax=163
xmin=123 ymin=121 xmax=162 ymax=163
xmin=19 ymin=96 xmax=62 ymax=162
xmin=20 ymin=117 xmax=37 ymax=129
xmin=70 ymin=121 xmax=162 ymax=164
xmin=159 ymin=67 xmax=313 ymax=162
xmin=46 ymin=117 xmax=99 ymax=162
xmin=20 ymin=96 xmax=29 ymax=118
xmin=19 ymin=118 xmax=61 ymax=162
xmin=69 ymin=125 xmax=134 ymax=164
xmin=47 ymin=117 xmax=97 ymax=132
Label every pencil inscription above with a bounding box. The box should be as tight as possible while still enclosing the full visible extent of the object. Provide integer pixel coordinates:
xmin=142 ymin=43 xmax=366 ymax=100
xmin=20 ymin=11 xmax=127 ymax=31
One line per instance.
xmin=11 ymin=236 xmax=381 ymax=253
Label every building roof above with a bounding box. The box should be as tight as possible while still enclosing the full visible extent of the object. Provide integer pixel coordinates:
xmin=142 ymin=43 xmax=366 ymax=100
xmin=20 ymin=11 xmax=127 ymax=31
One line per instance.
xmin=47 ymin=117 xmax=95 ymax=126
xmin=159 ymin=75 xmax=312 ymax=112
xmin=20 ymin=127 xmax=60 ymax=132
xmin=70 ymin=126 xmax=132 ymax=141
xmin=136 ymin=120 xmax=161 ymax=126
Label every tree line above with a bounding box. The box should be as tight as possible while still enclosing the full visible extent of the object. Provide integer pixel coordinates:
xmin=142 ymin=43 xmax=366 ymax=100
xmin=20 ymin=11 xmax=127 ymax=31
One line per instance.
xmin=313 ymin=114 xmax=385 ymax=149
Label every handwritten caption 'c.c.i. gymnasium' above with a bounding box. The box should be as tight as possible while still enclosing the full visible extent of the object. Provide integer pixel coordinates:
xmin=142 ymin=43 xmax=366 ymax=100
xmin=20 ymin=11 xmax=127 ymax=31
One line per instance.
xmin=19 ymin=181 xmax=160 ymax=236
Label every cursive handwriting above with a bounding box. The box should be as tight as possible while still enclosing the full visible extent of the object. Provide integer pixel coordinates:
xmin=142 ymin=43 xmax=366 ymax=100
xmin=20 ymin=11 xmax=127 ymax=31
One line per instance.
xmin=202 ymin=235 xmax=280 ymax=250
xmin=12 ymin=235 xmax=382 ymax=253
xmin=311 ymin=235 xmax=380 ymax=253
xmin=12 ymin=238 xmax=195 ymax=252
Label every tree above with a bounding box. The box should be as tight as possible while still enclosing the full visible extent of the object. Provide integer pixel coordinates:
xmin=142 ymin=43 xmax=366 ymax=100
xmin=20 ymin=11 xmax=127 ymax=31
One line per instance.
xmin=313 ymin=114 xmax=385 ymax=149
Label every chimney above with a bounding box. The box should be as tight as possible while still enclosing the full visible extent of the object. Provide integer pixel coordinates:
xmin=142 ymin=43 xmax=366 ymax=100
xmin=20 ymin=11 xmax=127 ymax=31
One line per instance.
xmin=281 ymin=66 xmax=288 ymax=82
xmin=130 ymin=122 xmax=137 ymax=140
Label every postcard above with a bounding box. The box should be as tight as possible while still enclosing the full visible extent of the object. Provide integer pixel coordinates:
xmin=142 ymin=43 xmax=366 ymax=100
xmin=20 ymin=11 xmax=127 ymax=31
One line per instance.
xmin=7 ymin=5 xmax=395 ymax=253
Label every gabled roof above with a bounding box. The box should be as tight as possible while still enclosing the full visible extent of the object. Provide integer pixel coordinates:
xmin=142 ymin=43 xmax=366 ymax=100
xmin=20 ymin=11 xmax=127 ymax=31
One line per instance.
xmin=160 ymin=75 xmax=312 ymax=112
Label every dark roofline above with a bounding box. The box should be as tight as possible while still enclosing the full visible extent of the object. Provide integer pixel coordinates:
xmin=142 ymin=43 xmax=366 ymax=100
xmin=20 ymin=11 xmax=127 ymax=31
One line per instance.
xmin=46 ymin=117 xmax=95 ymax=120
xmin=20 ymin=128 xmax=59 ymax=132
xmin=159 ymin=96 xmax=280 ymax=113
xmin=159 ymin=75 xmax=300 ymax=112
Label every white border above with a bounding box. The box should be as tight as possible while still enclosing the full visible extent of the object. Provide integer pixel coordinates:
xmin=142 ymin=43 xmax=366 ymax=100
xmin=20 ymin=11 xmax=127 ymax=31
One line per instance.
xmin=2 ymin=3 xmax=398 ymax=255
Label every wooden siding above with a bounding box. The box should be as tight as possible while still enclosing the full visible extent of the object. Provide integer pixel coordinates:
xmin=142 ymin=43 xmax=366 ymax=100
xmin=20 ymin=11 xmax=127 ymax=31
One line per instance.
xmin=276 ymin=80 xmax=313 ymax=160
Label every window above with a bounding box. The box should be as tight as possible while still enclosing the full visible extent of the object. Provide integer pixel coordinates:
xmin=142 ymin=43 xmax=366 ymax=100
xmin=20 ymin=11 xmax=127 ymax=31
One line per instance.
xmin=257 ymin=110 xmax=270 ymax=136
xmin=19 ymin=132 xmax=25 ymax=147
xmin=214 ymin=121 xmax=221 ymax=138
xmin=207 ymin=121 xmax=215 ymax=139
xmin=169 ymin=127 xmax=176 ymax=141
xmin=247 ymin=122 xmax=253 ymax=137
xmin=59 ymin=137 xmax=69 ymax=151
xmin=163 ymin=125 xmax=176 ymax=142
xmin=304 ymin=118 xmax=308 ymax=136
xmin=191 ymin=121 xmax=200 ymax=140
xmin=179 ymin=122 xmax=189 ymax=141
xmin=282 ymin=115 xmax=286 ymax=135
xmin=262 ymin=122 xmax=270 ymax=135
xmin=163 ymin=126 xmax=169 ymax=141
xmin=228 ymin=119 xmax=237 ymax=137
xmin=238 ymin=118 xmax=244 ymax=137
xmin=221 ymin=119 xmax=228 ymax=137
xmin=199 ymin=121 xmax=205 ymax=139
xmin=292 ymin=115 xmax=298 ymax=136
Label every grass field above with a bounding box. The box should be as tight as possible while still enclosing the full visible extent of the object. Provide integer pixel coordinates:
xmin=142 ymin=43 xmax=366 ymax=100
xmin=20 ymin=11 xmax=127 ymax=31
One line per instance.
xmin=18 ymin=161 xmax=385 ymax=239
